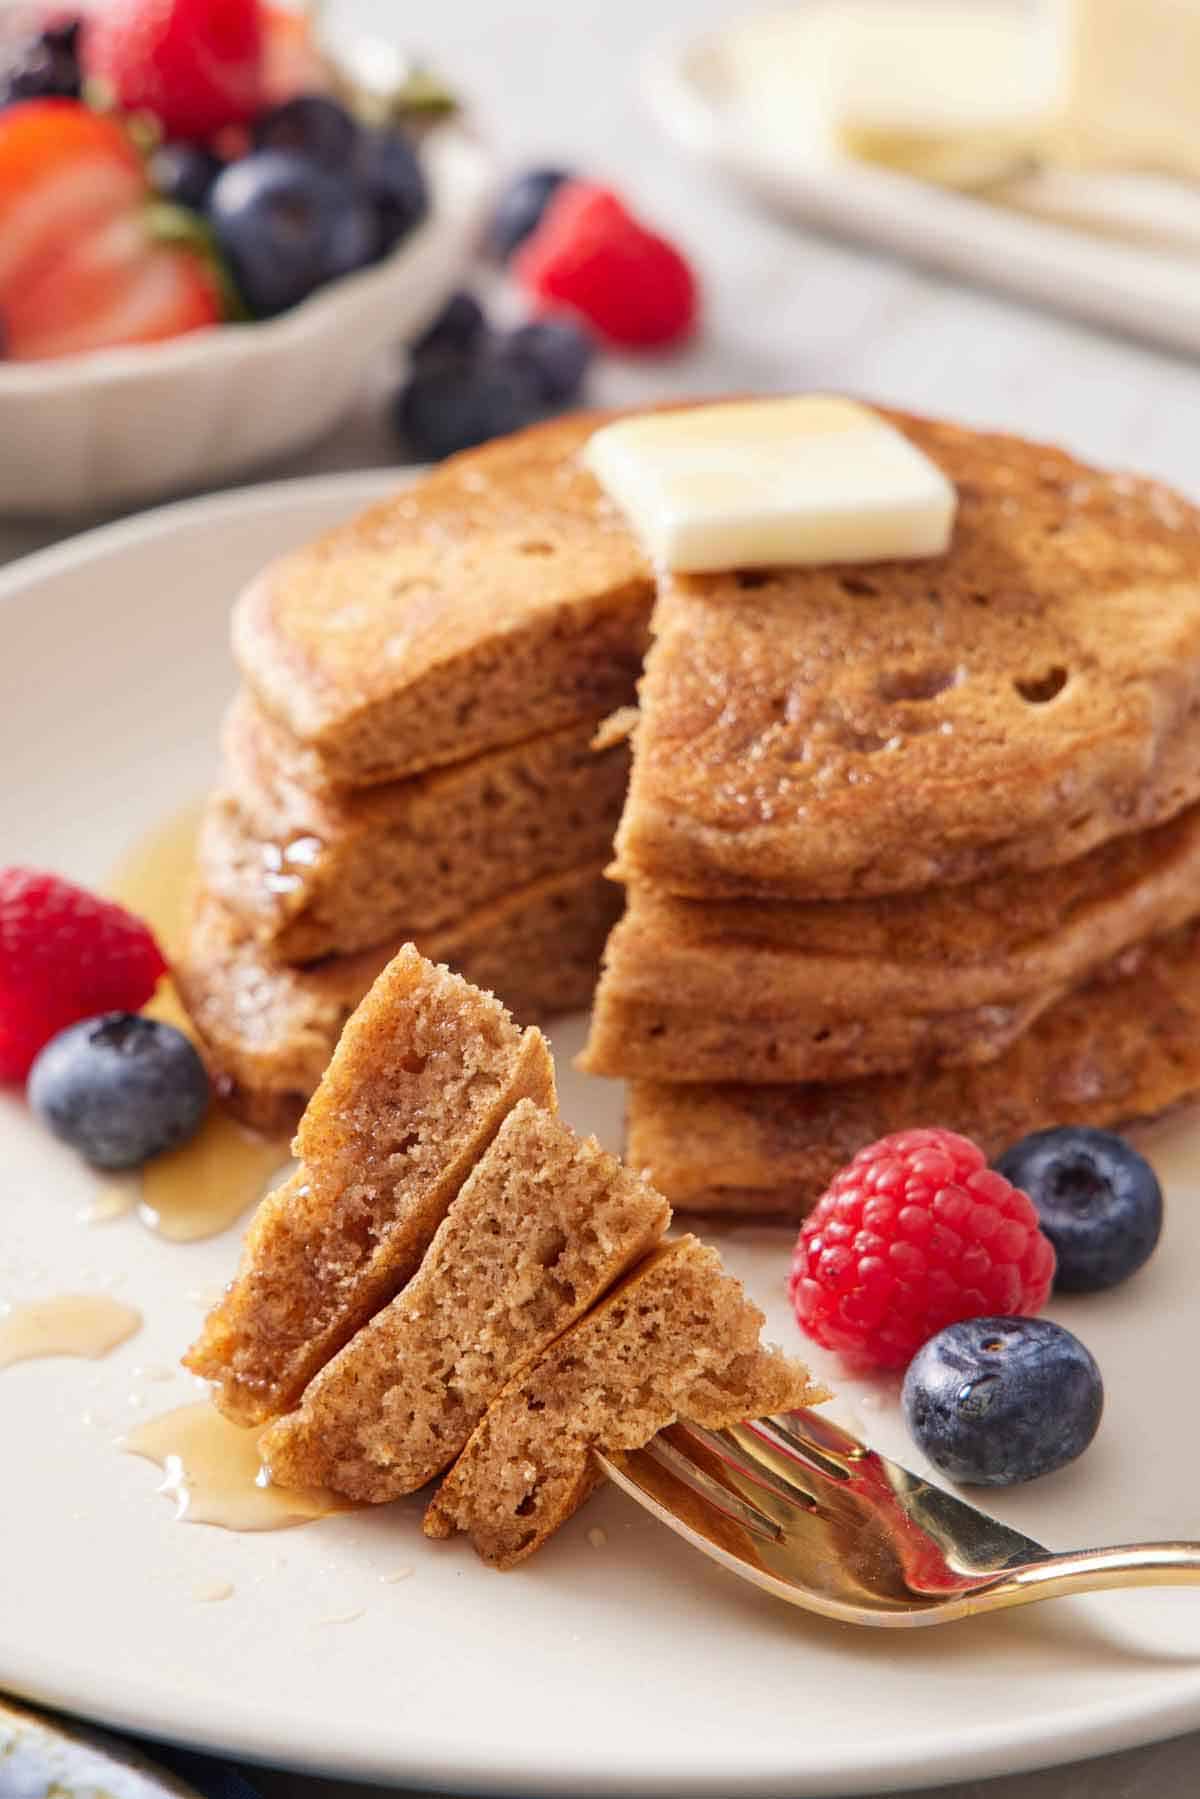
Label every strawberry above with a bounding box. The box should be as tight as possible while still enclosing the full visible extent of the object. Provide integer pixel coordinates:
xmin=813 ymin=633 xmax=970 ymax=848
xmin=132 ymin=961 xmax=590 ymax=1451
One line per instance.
xmin=0 ymin=100 xmax=143 ymax=296
xmin=0 ymin=100 xmax=223 ymax=358
xmin=82 ymin=0 xmax=264 ymax=141
xmin=6 ymin=213 xmax=223 ymax=358
xmin=0 ymin=868 xmax=167 ymax=1083
xmin=514 ymin=181 xmax=699 ymax=351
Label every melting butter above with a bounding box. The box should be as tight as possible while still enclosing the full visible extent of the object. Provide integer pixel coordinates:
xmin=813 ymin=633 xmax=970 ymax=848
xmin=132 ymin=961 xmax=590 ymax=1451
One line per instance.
xmin=0 ymin=1295 xmax=141 ymax=1370
xmin=585 ymin=398 xmax=955 ymax=574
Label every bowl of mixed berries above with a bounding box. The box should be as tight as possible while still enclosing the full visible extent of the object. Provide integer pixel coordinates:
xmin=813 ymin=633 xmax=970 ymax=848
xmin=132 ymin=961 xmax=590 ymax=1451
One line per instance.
xmin=0 ymin=0 xmax=492 ymax=511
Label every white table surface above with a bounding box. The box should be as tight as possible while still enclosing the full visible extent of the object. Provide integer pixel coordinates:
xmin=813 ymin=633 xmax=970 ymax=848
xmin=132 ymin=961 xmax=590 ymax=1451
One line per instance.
xmin=6 ymin=1 xmax=1200 ymax=1791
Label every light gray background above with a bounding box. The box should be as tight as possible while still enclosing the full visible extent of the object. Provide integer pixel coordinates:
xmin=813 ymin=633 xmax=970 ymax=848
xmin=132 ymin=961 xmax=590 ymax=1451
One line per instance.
xmin=5 ymin=1 xmax=1200 ymax=1790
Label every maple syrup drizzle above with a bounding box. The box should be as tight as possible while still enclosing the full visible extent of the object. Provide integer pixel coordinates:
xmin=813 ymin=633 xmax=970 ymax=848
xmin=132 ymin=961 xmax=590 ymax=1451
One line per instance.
xmin=104 ymin=804 xmax=293 ymax=1244
xmin=124 ymin=1402 xmax=351 ymax=1531
xmin=80 ymin=1181 xmax=138 ymax=1226
xmin=0 ymin=1296 xmax=142 ymax=1370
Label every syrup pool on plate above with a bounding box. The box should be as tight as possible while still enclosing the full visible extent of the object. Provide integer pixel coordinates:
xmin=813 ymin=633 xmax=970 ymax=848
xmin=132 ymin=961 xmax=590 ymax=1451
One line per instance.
xmin=0 ymin=1295 xmax=142 ymax=1370
xmin=124 ymin=1402 xmax=351 ymax=1531
xmin=105 ymin=804 xmax=292 ymax=1244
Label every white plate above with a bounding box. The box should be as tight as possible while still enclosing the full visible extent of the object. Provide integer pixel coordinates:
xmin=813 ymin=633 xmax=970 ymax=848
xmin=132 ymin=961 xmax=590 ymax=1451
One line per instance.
xmin=3 ymin=473 xmax=1200 ymax=1798
xmin=642 ymin=9 xmax=1200 ymax=358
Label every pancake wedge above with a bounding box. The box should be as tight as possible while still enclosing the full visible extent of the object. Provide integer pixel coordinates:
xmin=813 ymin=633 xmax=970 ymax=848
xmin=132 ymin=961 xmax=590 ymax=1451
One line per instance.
xmin=423 ymin=1236 xmax=824 ymax=1567
xmin=185 ymin=946 xmax=556 ymax=1424
xmin=259 ymin=1101 xmax=671 ymax=1501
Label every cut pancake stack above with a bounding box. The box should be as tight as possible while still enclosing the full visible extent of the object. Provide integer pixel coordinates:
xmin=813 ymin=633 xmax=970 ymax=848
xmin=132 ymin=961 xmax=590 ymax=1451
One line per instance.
xmin=177 ymin=416 xmax=657 ymax=1134
xmin=177 ymin=401 xmax=1200 ymax=1218
xmin=580 ymin=412 xmax=1200 ymax=1214
xmin=187 ymin=947 xmax=821 ymax=1566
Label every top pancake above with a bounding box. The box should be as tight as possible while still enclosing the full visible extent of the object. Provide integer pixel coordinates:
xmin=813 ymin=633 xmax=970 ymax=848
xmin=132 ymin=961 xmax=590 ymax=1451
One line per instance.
xmin=612 ymin=412 xmax=1200 ymax=898
xmin=233 ymin=412 xmax=652 ymax=789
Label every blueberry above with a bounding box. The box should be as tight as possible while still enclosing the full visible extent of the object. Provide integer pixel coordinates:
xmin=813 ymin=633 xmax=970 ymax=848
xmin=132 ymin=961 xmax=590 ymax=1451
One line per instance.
xmin=357 ymin=128 xmax=428 ymax=254
xmin=253 ymin=94 xmax=359 ymax=168
xmin=207 ymin=151 xmax=380 ymax=317
xmin=411 ymin=290 xmax=488 ymax=365
xmin=995 ymin=1126 xmax=1163 ymax=1293
xmin=503 ymin=317 xmax=593 ymax=404
xmin=28 ymin=1012 xmax=210 ymax=1172
xmin=489 ymin=166 xmax=571 ymax=261
xmin=0 ymin=15 xmax=82 ymax=106
xmin=394 ymin=358 xmax=544 ymax=461
xmin=903 ymin=1316 xmax=1103 ymax=1487
xmin=148 ymin=143 xmax=223 ymax=211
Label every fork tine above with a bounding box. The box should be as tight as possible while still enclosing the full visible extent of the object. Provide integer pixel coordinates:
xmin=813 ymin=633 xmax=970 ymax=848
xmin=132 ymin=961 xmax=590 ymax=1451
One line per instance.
xmin=750 ymin=1410 xmax=863 ymax=1481
xmin=673 ymin=1420 xmax=825 ymax=1512
xmin=640 ymin=1435 xmax=784 ymax=1541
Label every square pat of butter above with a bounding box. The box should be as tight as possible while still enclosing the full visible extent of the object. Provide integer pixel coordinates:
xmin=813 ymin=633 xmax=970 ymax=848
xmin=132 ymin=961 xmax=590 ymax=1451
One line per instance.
xmin=584 ymin=397 xmax=956 ymax=573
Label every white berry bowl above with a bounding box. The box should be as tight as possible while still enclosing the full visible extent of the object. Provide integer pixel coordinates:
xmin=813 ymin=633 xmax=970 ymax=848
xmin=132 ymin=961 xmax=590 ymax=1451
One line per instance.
xmin=0 ymin=125 xmax=493 ymax=515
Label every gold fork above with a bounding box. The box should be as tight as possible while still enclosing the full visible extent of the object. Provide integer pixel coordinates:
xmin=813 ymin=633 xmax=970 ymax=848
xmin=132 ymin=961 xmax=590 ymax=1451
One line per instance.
xmin=596 ymin=1409 xmax=1200 ymax=1626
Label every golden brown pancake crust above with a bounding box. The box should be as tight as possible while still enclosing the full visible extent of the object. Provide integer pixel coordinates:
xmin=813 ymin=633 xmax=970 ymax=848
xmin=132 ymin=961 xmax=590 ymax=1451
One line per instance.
xmin=175 ymin=867 xmax=620 ymax=1136
xmin=582 ymin=800 xmax=1200 ymax=1083
xmin=204 ymin=696 xmax=630 ymax=962
xmin=233 ymin=412 xmax=651 ymax=788
xmin=614 ymin=413 xmax=1200 ymax=898
xmin=626 ymin=921 xmax=1200 ymax=1216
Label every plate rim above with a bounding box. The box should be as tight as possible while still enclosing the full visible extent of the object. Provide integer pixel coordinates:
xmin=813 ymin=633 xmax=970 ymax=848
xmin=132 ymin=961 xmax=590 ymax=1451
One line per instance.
xmin=0 ymin=468 xmax=407 ymax=609
xmin=4 ymin=473 xmax=1200 ymax=1797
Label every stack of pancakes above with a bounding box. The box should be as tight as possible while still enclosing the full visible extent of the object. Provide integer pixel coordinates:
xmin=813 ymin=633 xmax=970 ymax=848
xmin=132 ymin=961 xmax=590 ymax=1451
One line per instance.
xmin=178 ymin=419 xmax=656 ymax=1133
xmin=180 ymin=403 xmax=1200 ymax=1215
xmin=580 ymin=412 xmax=1200 ymax=1211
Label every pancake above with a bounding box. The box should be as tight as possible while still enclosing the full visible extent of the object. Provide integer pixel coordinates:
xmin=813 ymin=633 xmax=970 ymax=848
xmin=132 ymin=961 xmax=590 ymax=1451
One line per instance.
xmin=612 ymin=414 xmax=1200 ymax=899
xmin=422 ymin=1236 xmax=823 ymax=1567
xmin=175 ymin=866 xmax=620 ymax=1136
xmin=205 ymin=694 xmax=630 ymax=961
xmin=232 ymin=412 xmax=653 ymax=790
xmin=580 ymin=800 xmax=1200 ymax=1083
xmin=625 ymin=920 xmax=1200 ymax=1216
xmin=258 ymin=1099 xmax=670 ymax=1502
xmin=185 ymin=947 xmax=557 ymax=1426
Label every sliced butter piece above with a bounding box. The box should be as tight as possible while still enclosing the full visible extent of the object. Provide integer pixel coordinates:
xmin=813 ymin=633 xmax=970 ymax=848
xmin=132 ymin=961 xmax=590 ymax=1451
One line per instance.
xmin=584 ymin=397 xmax=956 ymax=575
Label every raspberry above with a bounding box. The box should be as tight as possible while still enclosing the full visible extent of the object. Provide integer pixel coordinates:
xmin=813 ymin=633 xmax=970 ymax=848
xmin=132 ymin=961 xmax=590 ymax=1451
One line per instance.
xmin=513 ymin=181 xmax=698 ymax=350
xmin=789 ymin=1128 xmax=1056 ymax=1373
xmin=82 ymin=0 xmax=264 ymax=142
xmin=0 ymin=868 xmax=166 ymax=1081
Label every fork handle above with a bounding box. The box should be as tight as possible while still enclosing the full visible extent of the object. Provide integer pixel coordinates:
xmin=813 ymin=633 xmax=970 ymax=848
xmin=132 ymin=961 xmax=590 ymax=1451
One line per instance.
xmin=988 ymin=1541 xmax=1200 ymax=1612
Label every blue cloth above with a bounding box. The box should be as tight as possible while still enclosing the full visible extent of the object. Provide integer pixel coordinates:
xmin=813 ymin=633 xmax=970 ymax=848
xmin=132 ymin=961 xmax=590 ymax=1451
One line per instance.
xmin=143 ymin=1743 xmax=261 ymax=1799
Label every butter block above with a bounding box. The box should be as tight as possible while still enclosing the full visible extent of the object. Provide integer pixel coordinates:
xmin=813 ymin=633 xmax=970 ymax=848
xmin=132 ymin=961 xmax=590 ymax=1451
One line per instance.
xmin=584 ymin=397 xmax=956 ymax=574
xmin=829 ymin=2 xmax=1051 ymax=187
xmin=726 ymin=4 xmax=1051 ymax=190
xmin=1052 ymin=0 xmax=1200 ymax=181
